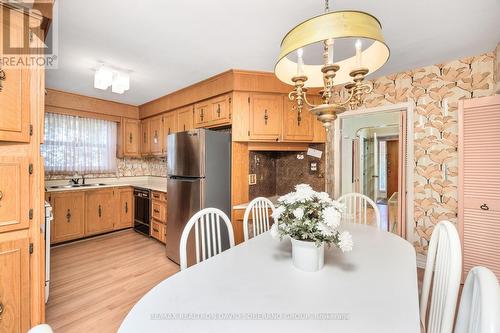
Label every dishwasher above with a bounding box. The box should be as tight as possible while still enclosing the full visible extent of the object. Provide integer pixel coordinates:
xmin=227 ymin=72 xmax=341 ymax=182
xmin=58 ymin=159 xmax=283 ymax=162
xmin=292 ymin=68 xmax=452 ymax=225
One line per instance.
xmin=134 ymin=188 xmax=151 ymax=236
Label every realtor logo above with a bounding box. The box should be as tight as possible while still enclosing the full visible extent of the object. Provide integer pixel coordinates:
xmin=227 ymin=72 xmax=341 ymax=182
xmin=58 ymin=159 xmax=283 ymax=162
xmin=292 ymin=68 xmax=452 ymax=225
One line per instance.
xmin=1 ymin=0 xmax=58 ymax=68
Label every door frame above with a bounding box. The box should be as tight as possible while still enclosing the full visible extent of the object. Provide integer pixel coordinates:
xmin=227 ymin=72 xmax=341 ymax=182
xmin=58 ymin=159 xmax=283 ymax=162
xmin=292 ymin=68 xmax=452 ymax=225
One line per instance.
xmin=332 ymin=102 xmax=414 ymax=240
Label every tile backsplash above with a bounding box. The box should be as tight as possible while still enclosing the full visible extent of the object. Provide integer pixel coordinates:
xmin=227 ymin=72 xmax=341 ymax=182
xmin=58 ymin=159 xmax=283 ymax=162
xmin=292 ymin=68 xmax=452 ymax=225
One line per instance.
xmin=45 ymin=157 xmax=167 ymax=180
xmin=249 ymin=144 xmax=326 ymax=200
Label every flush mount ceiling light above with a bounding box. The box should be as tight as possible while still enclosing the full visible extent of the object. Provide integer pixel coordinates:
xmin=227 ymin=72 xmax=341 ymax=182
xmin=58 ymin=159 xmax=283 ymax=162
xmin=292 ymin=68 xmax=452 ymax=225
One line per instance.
xmin=94 ymin=64 xmax=130 ymax=94
xmin=274 ymin=0 xmax=390 ymax=128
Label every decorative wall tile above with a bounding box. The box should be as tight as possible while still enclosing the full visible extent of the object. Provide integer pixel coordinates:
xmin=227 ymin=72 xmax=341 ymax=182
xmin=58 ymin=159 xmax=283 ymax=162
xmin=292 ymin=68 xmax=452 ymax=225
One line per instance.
xmin=325 ymin=51 xmax=496 ymax=256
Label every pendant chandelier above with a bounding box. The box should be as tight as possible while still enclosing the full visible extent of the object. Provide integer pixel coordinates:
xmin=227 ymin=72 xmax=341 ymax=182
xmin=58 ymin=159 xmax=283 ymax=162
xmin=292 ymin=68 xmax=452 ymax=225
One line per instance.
xmin=274 ymin=0 xmax=390 ymax=128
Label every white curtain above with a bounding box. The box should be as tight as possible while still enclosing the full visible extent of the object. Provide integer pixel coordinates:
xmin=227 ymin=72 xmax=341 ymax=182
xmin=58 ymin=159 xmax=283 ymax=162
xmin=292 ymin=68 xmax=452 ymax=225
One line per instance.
xmin=42 ymin=113 xmax=117 ymax=175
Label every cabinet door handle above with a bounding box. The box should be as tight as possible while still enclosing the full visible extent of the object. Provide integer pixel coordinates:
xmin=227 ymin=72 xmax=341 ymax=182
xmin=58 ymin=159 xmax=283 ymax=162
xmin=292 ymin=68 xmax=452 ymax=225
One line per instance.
xmin=264 ymin=109 xmax=269 ymax=125
xmin=129 ymin=132 xmax=133 ymax=143
xmin=154 ymin=209 xmax=160 ymax=213
xmin=183 ymin=124 xmax=186 ymax=131
xmin=0 ymin=190 xmax=3 ymax=201
xmin=98 ymin=205 xmax=102 ymax=218
xmin=297 ymin=113 xmax=302 ymax=126
xmin=480 ymin=204 xmax=489 ymax=211
xmin=0 ymin=69 xmax=5 ymax=92
xmin=153 ymin=227 xmax=159 ymax=232
xmin=0 ymin=301 xmax=3 ymax=318
xmin=168 ymin=128 xmax=171 ymax=135
xmin=125 ymin=202 xmax=128 ymax=214
xmin=217 ymin=104 xmax=221 ymax=117
xmin=66 ymin=209 xmax=71 ymax=222
xmin=143 ymin=132 xmax=147 ymax=143
xmin=200 ymin=108 xmax=204 ymax=121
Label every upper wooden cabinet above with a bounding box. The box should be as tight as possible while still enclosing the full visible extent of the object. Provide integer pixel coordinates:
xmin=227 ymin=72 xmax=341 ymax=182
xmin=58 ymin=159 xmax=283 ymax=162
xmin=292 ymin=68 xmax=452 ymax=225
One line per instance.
xmin=249 ymin=93 xmax=283 ymax=141
xmin=149 ymin=115 xmax=163 ymax=156
xmin=122 ymin=119 xmax=140 ymax=157
xmin=178 ymin=106 xmax=194 ymax=132
xmin=210 ymin=95 xmax=231 ymax=126
xmin=162 ymin=111 xmax=177 ymax=153
xmin=48 ymin=191 xmax=85 ymax=244
xmin=85 ymin=189 xmax=115 ymax=236
xmin=0 ymin=156 xmax=30 ymax=233
xmin=0 ymin=234 xmax=30 ymax=332
xmin=140 ymin=119 xmax=151 ymax=155
xmin=0 ymin=8 xmax=31 ymax=143
xmin=283 ymin=97 xmax=314 ymax=142
xmin=194 ymin=101 xmax=210 ymax=128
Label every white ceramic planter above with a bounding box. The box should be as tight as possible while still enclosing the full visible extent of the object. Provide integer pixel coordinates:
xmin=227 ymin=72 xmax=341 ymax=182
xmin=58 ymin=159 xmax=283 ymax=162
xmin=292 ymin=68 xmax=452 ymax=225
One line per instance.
xmin=290 ymin=238 xmax=325 ymax=272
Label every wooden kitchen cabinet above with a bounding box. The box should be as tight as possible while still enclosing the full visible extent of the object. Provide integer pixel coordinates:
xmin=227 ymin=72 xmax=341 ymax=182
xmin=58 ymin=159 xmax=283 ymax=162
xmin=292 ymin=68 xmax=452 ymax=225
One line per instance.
xmin=140 ymin=119 xmax=151 ymax=155
xmin=122 ymin=118 xmax=140 ymax=157
xmin=0 ymin=234 xmax=30 ymax=332
xmin=150 ymin=220 xmax=166 ymax=243
xmin=0 ymin=8 xmax=31 ymax=143
xmin=177 ymin=106 xmax=194 ymax=132
xmin=283 ymin=97 xmax=314 ymax=141
xmin=150 ymin=190 xmax=167 ymax=243
xmin=311 ymin=95 xmax=327 ymax=142
xmin=194 ymin=100 xmax=210 ymax=128
xmin=149 ymin=115 xmax=163 ymax=155
xmin=249 ymin=93 xmax=283 ymax=141
xmin=162 ymin=111 xmax=177 ymax=153
xmin=48 ymin=191 xmax=85 ymax=244
xmin=0 ymin=156 xmax=30 ymax=233
xmin=209 ymin=95 xmax=231 ymax=127
xmin=85 ymin=189 xmax=115 ymax=236
xmin=116 ymin=187 xmax=133 ymax=230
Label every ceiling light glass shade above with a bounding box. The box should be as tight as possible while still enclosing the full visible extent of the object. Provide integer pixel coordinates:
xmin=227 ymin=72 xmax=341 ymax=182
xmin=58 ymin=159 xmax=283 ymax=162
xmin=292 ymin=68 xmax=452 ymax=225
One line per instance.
xmin=275 ymin=11 xmax=390 ymax=87
xmin=94 ymin=66 xmax=113 ymax=90
xmin=112 ymin=72 xmax=130 ymax=94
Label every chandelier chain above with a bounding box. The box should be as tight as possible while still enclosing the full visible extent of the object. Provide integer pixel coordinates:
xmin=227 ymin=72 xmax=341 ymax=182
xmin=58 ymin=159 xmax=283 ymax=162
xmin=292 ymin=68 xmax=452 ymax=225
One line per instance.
xmin=324 ymin=0 xmax=330 ymax=13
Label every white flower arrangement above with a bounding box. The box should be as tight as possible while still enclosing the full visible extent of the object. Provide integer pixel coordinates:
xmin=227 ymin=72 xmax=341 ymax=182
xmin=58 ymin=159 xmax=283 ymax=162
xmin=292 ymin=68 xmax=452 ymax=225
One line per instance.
xmin=270 ymin=184 xmax=353 ymax=252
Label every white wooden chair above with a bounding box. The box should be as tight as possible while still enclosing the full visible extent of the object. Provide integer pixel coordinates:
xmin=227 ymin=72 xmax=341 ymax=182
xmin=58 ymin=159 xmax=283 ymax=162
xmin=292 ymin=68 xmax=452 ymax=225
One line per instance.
xmin=454 ymin=266 xmax=500 ymax=333
xmin=420 ymin=220 xmax=462 ymax=333
xmin=28 ymin=324 xmax=54 ymax=333
xmin=243 ymin=197 xmax=275 ymax=241
xmin=179 ymin=208 xmax=235 ymax=271
xmin=337 ymin=192 xmax=381 ymax=228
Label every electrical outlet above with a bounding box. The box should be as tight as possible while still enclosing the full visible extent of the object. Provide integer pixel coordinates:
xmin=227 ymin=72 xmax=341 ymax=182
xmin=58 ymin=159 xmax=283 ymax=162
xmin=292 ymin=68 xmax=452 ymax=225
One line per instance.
xmin=248 ymin=174 xmax=257 ymax=185
xmin=310 ymin=161 xmax=318 ymax=172
xmin=296 ymin=153 xmax=304 ymax=160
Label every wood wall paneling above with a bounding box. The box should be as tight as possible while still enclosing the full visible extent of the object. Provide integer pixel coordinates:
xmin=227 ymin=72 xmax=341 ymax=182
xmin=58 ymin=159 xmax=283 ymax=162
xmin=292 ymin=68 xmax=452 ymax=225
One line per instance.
xmin=231 ymin=142 xmax=249 ymax=245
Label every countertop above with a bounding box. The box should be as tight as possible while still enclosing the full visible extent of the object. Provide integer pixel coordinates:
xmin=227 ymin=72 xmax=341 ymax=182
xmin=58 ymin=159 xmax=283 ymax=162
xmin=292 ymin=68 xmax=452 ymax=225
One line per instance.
xmin=233 ymin=195 xmax=280 ymax=210
xmin=45 ymin=176 xmax=167 ymax=193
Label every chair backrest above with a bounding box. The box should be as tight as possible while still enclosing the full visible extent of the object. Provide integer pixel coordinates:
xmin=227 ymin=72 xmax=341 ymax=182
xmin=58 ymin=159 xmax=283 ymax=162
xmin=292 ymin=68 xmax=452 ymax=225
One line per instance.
xmin=243 ymin=197 xmax=275 ymax=241
xmin=455 ymin=266 xmax=500 ymax=333
xmin=337 ymin=192 xmax=381 ymax=228
xmin=179 ymin=208 xmax=235 ymax=271
xmin=420 ymin=220 xmax=462 ymax=333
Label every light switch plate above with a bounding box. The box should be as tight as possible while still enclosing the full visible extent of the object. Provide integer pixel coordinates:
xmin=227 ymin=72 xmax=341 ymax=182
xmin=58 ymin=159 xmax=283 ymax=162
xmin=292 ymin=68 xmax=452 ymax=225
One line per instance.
xmin=248 ymin=174 xmax=257 ymax=185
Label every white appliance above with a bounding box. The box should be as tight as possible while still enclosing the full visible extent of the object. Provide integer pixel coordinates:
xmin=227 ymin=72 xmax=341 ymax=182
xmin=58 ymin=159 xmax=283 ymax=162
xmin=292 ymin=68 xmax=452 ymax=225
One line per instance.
xmin=43 ymin=201 xmax=53 ymax=303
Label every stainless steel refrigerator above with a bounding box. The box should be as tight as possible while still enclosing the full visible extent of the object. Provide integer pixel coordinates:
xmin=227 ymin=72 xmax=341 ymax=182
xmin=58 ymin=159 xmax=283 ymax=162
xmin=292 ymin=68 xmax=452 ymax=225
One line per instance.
xmin=166 ymin=129 xmax=231 ymax=265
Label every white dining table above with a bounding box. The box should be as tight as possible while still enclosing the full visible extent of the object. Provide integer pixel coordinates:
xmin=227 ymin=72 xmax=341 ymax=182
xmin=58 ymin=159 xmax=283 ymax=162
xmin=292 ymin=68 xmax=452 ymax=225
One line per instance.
xmin=119 ymin=223 xmax=420 ymax=333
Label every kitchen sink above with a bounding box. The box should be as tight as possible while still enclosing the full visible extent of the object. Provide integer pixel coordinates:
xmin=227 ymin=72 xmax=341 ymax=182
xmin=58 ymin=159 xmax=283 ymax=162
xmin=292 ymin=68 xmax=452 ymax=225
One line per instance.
xmin=49 ymin=183 xmax=108 ymax=189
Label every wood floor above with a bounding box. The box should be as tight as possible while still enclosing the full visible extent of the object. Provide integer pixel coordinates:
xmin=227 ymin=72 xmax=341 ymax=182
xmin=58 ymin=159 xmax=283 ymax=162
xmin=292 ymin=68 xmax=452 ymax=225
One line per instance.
xmin=46 ymin=229 xmax=179 ymax=333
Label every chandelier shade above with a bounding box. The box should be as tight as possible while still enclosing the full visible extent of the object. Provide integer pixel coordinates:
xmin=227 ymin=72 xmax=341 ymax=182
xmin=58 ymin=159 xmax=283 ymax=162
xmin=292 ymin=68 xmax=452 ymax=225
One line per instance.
xmin=275 ymin=11 xmax=390 ymax=87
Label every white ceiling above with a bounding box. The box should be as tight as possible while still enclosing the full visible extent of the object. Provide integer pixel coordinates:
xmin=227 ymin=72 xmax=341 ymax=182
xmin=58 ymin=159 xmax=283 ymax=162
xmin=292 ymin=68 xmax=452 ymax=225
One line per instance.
xmin=45 ymin=0 xmax=500 ymax=106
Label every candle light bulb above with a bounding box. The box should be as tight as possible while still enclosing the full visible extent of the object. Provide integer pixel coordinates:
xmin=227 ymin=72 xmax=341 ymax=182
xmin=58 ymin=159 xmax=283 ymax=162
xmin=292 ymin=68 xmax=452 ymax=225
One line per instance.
xmin=327 ymin=38 xmax=335 ymax=65
xmin=297 ymin=48 xmax=304 ymax=75
xmin=355 ymin=39 xmax=362 ymax=68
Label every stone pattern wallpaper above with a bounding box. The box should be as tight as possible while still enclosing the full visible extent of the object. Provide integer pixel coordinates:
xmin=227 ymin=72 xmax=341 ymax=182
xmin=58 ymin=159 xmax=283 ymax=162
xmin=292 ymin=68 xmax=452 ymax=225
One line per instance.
xmin=45 ymin=157 xmax=167 ymax=180
xmin=326 ymin=51 xmax=496 ymax=255
xmin=249 ymin=144 xmax=326 ymax=200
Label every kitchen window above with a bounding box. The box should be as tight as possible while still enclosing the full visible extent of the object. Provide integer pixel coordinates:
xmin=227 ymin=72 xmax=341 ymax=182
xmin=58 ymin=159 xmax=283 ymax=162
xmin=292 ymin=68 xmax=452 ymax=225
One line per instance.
xmin=42 ymin=112 xmax=117 ymax=174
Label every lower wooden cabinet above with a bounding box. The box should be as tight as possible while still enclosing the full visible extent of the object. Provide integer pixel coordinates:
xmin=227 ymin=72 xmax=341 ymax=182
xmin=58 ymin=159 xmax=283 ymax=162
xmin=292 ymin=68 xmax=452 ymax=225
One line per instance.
xmin=0 ymin=234 xmax=30 ymax=333
xmin=116 ymin=188 xmax=134 ymax=230
xmin=49 ymin=191 xmax=85 ymax=244
xmin=85 ymin=189 xmax=115 ymax=236
xmin=150 ymin=190 xmax=167 ymax=243
xmin=150 ymin=220 xmax=166 ymax=243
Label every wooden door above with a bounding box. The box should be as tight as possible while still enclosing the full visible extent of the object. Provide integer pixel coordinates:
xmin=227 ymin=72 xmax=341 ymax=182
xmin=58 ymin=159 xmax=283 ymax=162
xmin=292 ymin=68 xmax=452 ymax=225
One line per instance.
xmin=459 ymin=95 xmax=500 ymax=281
xmin=178 ymin=106 xmax=194 ymax=132
xmin=249 ymin=94 xmax=283 ymax=141
xmin=283 ymin=97 xmax=314 ymax=141
xmin=85 ymin=189 xmax=115 ymax=235
xmin=386 ymin=140 xmax=399 ymax=200
xmin=194 ymin=101 xmax=210 ymax=128
xmin=0 ymin=235 xmax=30 ymax=332
xmin=210 ymin=95 xmax=230 ymax=126
xmin=50 ymin=191 xmax=85 ymax=244
xmin=0 ymin=7 xmax=30 ymax=143
xmin=123 ymin=119 xmax=140 ymax=157
xmin=149 ymin=115 xmax=163 ymax=155
xmin=162 ymin=111 xmax=177 ymax=154
xmin=116 ymin=188 xmax=133 ymax=230
xmin=140 ymin=119 xmax=150 ymax=155
xmin=0 ymin=156 xmax=29 ymax=233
